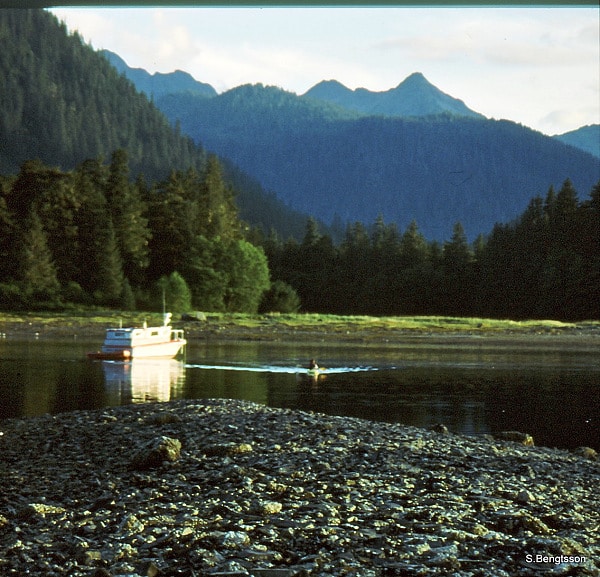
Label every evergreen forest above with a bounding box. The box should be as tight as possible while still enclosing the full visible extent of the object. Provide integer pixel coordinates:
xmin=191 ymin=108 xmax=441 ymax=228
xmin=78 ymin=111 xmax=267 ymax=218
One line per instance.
xmin=0 ymin=151 xmax=271 ymax=314
xmin=1 ymin=150 xmax=597 ymax=321
xmin=154 ymin=83 xmax=600 ymax=241
xmin=260 ymin=179 xmax=600 ymax=321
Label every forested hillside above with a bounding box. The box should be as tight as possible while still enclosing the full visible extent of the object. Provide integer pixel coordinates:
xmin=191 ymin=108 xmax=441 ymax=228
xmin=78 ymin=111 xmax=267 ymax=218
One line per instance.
xmin=0 ymin=9 xmax=304 ymax=313
xmin=0 ymin=9 xmax=310 ymax=240
xmin=554 ymin=125 xmax=600 ymax=159
xmin=153 ymin=82 xmax=599 ymax=240
xmin=0 ymin=10 xmax=205 ymax=180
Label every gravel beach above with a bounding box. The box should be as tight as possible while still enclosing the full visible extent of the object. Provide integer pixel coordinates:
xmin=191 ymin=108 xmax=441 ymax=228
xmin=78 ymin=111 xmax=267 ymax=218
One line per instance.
xmin=0 ymin=399 xmax=598 ymax=576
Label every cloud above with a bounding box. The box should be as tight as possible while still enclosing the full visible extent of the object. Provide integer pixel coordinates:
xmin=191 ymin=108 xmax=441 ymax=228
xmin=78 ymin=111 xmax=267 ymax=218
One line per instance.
xmin=540 ymin=108 xmax=599 ymax=136
xmin=371 ymin=7 xmax=598 ymax=73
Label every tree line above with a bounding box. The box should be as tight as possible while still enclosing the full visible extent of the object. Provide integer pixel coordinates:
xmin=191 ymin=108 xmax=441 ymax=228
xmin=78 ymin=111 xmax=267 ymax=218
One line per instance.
xmin=259 ymin=179 xmax=599 ymax=321
xmin=0 ymin=150 xmax=597 ymax=321
xmin=0 ymin=151 xmax=269 ymax=313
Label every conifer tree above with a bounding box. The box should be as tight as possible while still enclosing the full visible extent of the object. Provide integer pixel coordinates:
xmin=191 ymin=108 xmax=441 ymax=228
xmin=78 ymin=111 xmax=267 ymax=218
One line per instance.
xmin=395 ymin=220 xmax=432 ymax=314
xmin=74 ymin=157 xmax=124 ymax=304
xmin=441 ymin=222 xmax=474 ymax=314
xmin=197 ymin=155 xmax=241 ymax=240
xmin=106 ymin=149 xmax=150 ymax=284
xmin=156 ymin=271 xmax=192 ymax=315
xmin=17 ymin=209 xmax=60 ymax=301
xmin=147 ymin=170 xmax=196 ymax=280
xmin=0 ymin=195 xmax=17 ymax=281
xmin=399 ymin=220 xmax=428 ymax=269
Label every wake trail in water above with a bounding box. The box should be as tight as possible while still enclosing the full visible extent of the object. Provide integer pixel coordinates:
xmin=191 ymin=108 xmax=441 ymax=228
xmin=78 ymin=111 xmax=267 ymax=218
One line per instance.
xmin=184 ymin=363 xmax=378 ymax=374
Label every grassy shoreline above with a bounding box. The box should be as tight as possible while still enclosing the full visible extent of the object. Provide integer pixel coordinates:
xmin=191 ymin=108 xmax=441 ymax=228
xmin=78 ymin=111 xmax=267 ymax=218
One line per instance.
xmin=1 ymin=310 xmax=598 ymax=344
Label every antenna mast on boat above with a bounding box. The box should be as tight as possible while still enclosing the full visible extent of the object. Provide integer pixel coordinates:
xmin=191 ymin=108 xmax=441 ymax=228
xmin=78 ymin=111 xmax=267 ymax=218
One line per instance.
xmin=162 ymin=286 xmax=171 ymax=326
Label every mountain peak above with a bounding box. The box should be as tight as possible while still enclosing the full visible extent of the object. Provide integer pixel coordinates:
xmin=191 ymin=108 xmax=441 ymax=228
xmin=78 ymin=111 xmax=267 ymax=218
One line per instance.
xmin=303 ymin=73 xmax=483 ymax=120
xmin=303 ymin=79 xmax=351 ymax=99
xmin=400 ymin=72 xmax=429 ymax=85
xmin=101 ymin=49 xmax=216 ymax=100
xmin=314 ymin=79 xmax=348 ymax=89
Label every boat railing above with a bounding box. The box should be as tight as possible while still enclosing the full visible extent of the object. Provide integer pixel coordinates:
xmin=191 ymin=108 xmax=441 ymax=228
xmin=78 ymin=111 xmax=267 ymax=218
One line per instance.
xmin=171 ymin=329 xmax=186 ymax=341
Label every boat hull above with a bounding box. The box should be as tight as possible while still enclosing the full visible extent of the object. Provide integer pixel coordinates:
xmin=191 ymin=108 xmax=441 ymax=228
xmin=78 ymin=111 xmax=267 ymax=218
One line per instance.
xmin=87 ymin=340 xmax=186 ymax=360
xmin=88 ymin=340 xmax=185 ymax=360
xmin=87 ymin=350 xmax=132 ymax=360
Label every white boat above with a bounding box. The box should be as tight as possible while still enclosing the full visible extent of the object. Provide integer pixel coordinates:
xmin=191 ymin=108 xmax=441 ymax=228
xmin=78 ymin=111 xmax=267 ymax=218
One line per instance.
xmin=87 ymin=313 xmax=186 ymax=360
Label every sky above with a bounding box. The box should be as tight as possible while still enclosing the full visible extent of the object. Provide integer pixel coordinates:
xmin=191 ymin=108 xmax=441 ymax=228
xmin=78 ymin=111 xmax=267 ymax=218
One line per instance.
xmin=49 ymin=6 xmax=599 ymax=136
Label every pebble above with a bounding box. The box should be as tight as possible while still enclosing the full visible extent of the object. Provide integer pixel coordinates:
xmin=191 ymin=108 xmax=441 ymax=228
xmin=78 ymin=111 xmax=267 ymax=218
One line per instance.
xmin=0 ymin=398 xmax=598 ymax=576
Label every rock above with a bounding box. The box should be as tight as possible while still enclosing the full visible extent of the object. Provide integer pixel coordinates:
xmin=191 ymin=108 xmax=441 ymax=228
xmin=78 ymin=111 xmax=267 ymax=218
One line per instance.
xmin=573 ymin=446 xmax=598 ymax=460
xmin=203 ymin=442 xmax=253 ymax=457
xmin=181 ymin=311 xmax=206 ymax=322
xmin=515 ymin=489 xmax=536 ymax=503
xmin=252 ymin=569 xmax=309 ymax=577
xmin=76 ymin=548 xmax=102 ymax=565
xmin=130 ymin=436 xmax=181 ymax=470
xmin=0 ymin=399 xmax=597 ymax=577
xmin=494 ymin=430 xmax=535 ymax=446
xmin=495 ymin=512 xmax=551 ymax=535
xmin=221 ymin=530 xmax=251 ymax=548
xmin=145 ymin=561 xmax=161 ymax=577
xmin=119 ymin=513 xmax=145 ymax=534
xmin=255 ymin=501 xmax=283 ymax=515
xmin=145 ymin=412 xmax=182 ymax=426
xmin=91 ymin=570 xmax=113 ymax=577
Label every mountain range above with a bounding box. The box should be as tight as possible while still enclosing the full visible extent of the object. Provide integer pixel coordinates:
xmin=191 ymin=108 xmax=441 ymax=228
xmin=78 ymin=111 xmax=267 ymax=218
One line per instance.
xmin=0 ymin=11 xmax=597 ymax=246
xmin=303 ymin=74 xmax=485 ymax=119
xmin=102 ymin=50 xmax=599 ymax=240
xmin=101 ymin=50 xmax=217 ymax=101
xmin=102 ymin=50 xmax=598 ymax=158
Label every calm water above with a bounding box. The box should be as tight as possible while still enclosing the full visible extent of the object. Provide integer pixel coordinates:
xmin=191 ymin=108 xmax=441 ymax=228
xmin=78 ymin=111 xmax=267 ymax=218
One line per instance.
xmin=0 ymin=335 xmax=598 ymax=451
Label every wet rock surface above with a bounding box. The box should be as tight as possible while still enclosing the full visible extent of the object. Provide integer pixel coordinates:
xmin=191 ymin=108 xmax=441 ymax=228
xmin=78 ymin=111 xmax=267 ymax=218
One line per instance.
xmin=0 ymin=399 xmax=598 ymax=576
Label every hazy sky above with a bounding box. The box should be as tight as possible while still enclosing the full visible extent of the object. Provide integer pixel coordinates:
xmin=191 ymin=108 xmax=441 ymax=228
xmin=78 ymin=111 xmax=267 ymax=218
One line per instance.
xmin=49 ymin=6 xmax=599 ymax=136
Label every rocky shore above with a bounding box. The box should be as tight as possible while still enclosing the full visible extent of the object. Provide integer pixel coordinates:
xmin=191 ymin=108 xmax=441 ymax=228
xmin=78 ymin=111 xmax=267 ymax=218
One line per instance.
xmin=1 ymin=399 xmax=598 ymax=577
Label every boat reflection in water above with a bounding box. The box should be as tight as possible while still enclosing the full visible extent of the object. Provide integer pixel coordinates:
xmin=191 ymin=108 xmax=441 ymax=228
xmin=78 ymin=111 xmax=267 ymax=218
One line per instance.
xmin=102 ymin=359 xmax=186 ymax=405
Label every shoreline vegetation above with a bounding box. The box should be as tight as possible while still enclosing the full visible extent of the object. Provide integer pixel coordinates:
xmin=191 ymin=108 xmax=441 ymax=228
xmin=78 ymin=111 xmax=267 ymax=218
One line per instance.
xmin=0 ymin=399 xmax=598 ymax=576
xmin=1 ymin=311 xmax=599 ymax=345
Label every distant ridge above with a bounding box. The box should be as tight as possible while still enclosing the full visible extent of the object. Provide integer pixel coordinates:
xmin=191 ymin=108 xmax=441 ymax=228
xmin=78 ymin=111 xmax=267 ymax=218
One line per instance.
xmin=303 ymin=73 xmax=485 ymax=119
xmin=99 ymin=50 xmax=599 ymax=240
xmin=101 ymin=49 xmax=217 ymax=100
xmin=553 ymin=124 xmax=600 ymax=159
